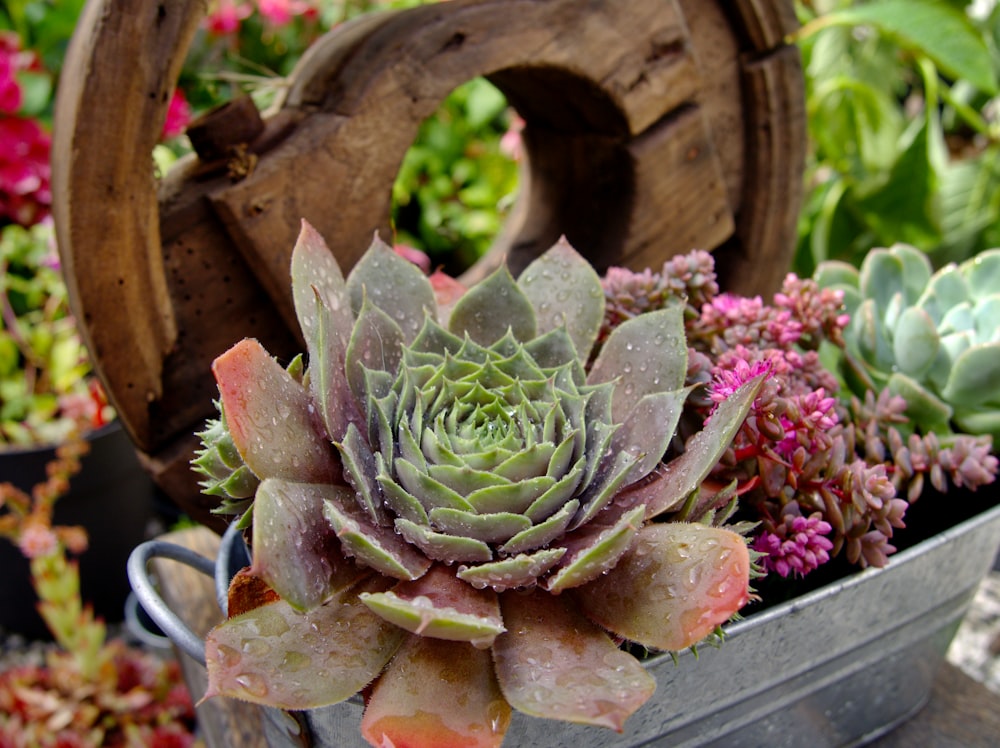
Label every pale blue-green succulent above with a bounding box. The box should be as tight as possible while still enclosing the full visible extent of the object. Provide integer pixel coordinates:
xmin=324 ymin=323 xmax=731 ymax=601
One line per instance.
xmin=816 ymin=245 xmax=1000 ymax=439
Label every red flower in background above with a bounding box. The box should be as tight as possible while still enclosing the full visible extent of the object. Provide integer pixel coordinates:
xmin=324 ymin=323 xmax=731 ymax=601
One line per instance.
xmin=161 ymin=88 xmax=192 ymax=141
xmin=0 ymin=115 xmax=51 ymax=226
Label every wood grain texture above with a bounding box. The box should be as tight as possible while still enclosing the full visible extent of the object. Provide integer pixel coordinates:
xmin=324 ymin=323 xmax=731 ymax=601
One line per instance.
xmin=52 ymin=0 xmax=805 ymax=521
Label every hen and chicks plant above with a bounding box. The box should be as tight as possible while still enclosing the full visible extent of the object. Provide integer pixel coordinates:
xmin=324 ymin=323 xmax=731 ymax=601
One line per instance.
xmin=194 ymin=223 xmax=764 ymax=747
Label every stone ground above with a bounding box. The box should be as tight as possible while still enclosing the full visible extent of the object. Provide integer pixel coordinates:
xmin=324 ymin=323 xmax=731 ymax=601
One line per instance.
xmin=947 ymin=570 xmax=1000 ymax=693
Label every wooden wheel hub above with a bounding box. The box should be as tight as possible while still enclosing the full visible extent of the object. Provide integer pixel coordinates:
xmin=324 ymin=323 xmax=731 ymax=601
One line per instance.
xmin=53 ymin=0 xmax=804 ymax=524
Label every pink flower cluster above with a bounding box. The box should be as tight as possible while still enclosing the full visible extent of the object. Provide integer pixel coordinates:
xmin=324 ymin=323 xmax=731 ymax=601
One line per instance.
xmin=753 ymin=504 xmax=834 ymax=578
xmin=0 ymin=32 xmax=50 ymax=226
xmin=205 ymin=0 xmax=318 ymax=34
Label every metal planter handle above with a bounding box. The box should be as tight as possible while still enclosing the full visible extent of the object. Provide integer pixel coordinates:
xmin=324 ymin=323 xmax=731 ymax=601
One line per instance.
xmin=127 ymin=523 xmax=248 ymax=666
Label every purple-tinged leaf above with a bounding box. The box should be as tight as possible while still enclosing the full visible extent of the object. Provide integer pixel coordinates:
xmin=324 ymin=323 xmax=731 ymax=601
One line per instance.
xmin=337 ymin=423 xmax=388 ymax=525
xmin=362 ymin=636 xmax=510 ymax=748
xmin=546 ymin=506 xmax=645 ymax=593
xmin=613 ymin=387 xmax=693 ymax=485
xmin=573 ymin=523 xmax=750 ymax=651
xmin=360 ymin=565 xmax=504 ymax=644
xmin=212 ymin=339 xmax=338 ymax=484
xmin=252 ymin=479 xmax=367 ymax=610
xmin=587 ymin=305 xmax=687 ymax=422
xmin=346 ymin=233 xmax=437 ymax=343
xmin=518 ymin=237 xmax=605 ymax=361
xmin=493 ymin=589 xmax=655 ymax=732
xmin=449 ymin=265 xmax=537 ymax=345
xmin=643 ymin=373 xmax=766 ymax=518
xmin=290 ymin=220 xmax=359 ymax=442
xmin=323 ymin=493 xmax=431 ymax=581
xmin=204 ymin=578 xmax=405 ymax=711
xmin=345 ymin=297 xmax=405 ymax=403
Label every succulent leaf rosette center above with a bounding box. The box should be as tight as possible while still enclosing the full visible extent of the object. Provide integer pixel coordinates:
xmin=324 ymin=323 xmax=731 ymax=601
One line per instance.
xmin=194 ymin=222 xmax=764 ymax=748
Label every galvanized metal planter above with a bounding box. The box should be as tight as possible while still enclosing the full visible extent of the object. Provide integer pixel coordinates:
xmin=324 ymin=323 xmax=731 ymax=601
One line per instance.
xmin=129 ymin=501 xmax=1000 ymax=748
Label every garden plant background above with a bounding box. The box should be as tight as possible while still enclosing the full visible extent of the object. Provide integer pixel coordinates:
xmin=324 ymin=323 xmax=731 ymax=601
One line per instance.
xmin=3 ymin=0 xmax=1000 ymax=743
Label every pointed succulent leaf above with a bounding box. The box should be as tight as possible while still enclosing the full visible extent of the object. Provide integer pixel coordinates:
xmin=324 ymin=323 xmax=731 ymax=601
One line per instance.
xmin=212 ymin=339 xmax=337 ymax=484
xmin=892 ymin=306 xmax=939 ymax=377
xmin=252 ymin=479 xmax=366 ymax=610
xmin=573 ymin=522 xmax=750 ymax=651
xmin=942 ymin=342 xmax=1000 ymax=407
xmin=524 ymin=327 xmax=584 ymax=372
xmin=448 ymin=265 xmax=536 ymax=345
xmin=291 ymin=221 xmax=357 ymax=441
xmin=204 ymin=578 xmax=405 ymax=710
xmin=517 ymin=237 xmax=605 ymax=360
xmin=501 ymin=499 xmax=579 ymax=554
xmin=395 ymin=518 xmax=493 ymax=563
xmin=428 ymin=507 xmax=532 ymax=543
xmin=456 ymin=548 xmax=566 ymax=591
xmin=888 ymin=372 xmax=953 ymax=432
xmin=337 ymin=422 xmax=388 ymax=525
xmin=571 ymin=450 xmax=636 ymax=529
xmin=346 ymin=296 xmax=406 ymax=402
xmin=346 ymin=233 xmax=437 ymax=342
xmin=587 ymin=306 xmax=687 ymax=423
xmin=361 ymin=637 xmax=510 ymax=748
xmin=613 ymin=387 xmax=692 ymax=486
xmin=359 ymin=564 xmax=504 ymax=643
xmin=961 ymin=248 xmax=1000 ymax=303
xmin=546 ymin=506 xmax=645 ymax=593
xmin=644 ymin=374 xmax=766 ymax=517
xmin=493 ymin=589 xmax=655 ymax=732
xmin=323 ymin=492 xmax=432 ymax=580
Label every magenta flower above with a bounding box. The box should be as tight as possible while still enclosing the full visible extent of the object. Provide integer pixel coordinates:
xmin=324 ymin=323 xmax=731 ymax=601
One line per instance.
xmin=161 ymin=89 xmax=192 ymax=141
xmin=205 ymin=0 xmax=253 ymax=35
xmin=0 ymin=115 xmax=51 ymax=226
xmin=709 ymin=356 xmax=771 ymax=404
xmin=754 ymin=503 xmax=834 ymax=578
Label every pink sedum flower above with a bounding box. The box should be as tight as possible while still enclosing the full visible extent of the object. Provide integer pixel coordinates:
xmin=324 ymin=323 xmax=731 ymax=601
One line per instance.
xmin=754 ymin=503 xmax=834 ymax=578
xmin=18 ymin=521 xmax=59 ymax=559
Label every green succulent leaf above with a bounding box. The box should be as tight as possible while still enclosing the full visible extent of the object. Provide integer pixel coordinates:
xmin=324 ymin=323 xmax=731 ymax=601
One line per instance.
xmin=448 ymin=265 xmax=537 ymax=345
xmin=359 ymin=565 xmax=504 ymax=643
xmin=892 ymin=306 xmax=939 ymax=377
xmin=888 ymin=372 xmax=953 ymax=432
xmin=517 ymin=237 xmax=605 ymax=361
xmin=961 ymin=249 xmax=1000 ymax=303
xmin=916 ymin=264 xmax=970 ymax=325
xmin=323 ymin=494 xmax=432 ymax=581
xmin=361 ymin=637 xmax=509 ymax=748
xmin=941 ymin=342 xmax=1000 ymax=408
xmin=493 ymin=589 xmax=655 ymax=732
xmin=204 ymin=577 xmax=405 ymax=711
xmin=346 ymin=233 xmax=437 ymax=343
xmin=456 ymin=548 xmax=567 ymax=591
xmin=573 ymin=523 xmax=750 ymax=651
xmin=546 ymin=505 xmax=646 ymax=593
xmin=858 ymin=245 xmax=932 ymax=313
xmin=953 ymin=407 xmax=1000 ymax=440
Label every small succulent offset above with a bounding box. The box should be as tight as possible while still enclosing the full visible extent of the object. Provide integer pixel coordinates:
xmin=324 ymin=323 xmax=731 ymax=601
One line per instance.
xmin=815 ymin=245 xmax=1000 ymax=441
xmin=194 ymin=222 xmax=764 ymax=746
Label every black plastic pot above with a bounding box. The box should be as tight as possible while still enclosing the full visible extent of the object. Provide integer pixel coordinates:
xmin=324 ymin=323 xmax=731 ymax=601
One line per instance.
xmin=0 ymin=422 xmax=156 ymax=639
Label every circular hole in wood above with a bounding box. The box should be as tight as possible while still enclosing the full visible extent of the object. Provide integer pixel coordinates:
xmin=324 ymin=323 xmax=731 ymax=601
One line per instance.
xmin=389 ymin=77 xmax=521 ymax=277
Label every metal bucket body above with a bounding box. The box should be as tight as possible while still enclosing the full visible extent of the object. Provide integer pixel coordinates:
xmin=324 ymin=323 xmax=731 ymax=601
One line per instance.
xmin=130 ymin=502 xmax=1000 ymax=748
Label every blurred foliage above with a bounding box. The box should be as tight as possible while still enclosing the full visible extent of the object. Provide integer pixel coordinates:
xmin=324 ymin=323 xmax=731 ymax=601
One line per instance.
xmin=793 ymin=0 xmax=1000 ymax=277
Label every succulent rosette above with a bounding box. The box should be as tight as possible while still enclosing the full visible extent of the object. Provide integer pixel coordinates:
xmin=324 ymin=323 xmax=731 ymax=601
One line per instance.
xmin=194 ymin=222 xmax=764 ymax=747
